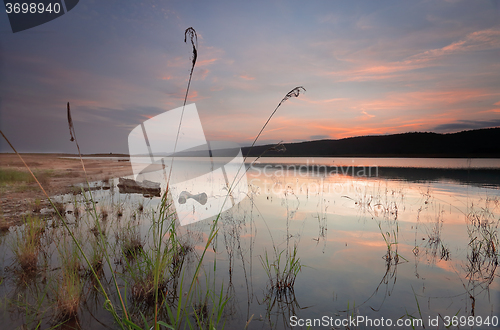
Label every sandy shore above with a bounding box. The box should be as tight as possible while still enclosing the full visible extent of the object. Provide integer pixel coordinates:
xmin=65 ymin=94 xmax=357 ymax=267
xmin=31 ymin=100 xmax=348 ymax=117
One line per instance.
xmin=0 ymin=153 xmax=133 ymax=227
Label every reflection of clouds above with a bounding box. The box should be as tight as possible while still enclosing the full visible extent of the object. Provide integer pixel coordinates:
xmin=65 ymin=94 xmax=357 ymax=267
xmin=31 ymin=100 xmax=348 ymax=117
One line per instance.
xmin=433 ymin=259 xmax=456 ymax=274
xmin=173 ymin=164 xmax=500 ymax=322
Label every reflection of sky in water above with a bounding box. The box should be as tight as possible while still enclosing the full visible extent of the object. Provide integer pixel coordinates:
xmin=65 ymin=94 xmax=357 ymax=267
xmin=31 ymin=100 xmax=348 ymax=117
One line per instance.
xmin=5 ymin=160 xmax=496 ymax=329
xmin=212 ymin=166 xmax=500 ymax=328
xmin=115 ymin=163 xmax=500 ymax=327
xmin=118 ymin=162 xmax=499 ymax=327
xmin=247 ymin=157 xmax=500 ymax=169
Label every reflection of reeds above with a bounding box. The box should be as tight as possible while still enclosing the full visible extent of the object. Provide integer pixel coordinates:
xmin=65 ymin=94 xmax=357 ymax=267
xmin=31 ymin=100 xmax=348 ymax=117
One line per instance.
xmin=261 ymin=283 xmax=301 ymax=330
xmin=260 ymin=246 xmax=303 ymax=330
xmin=465 ymin=204 xmax=499 ymax=289
xmin=9 ymin=276 xmax=52 ymax=329
xmin=351 ymin=217 xmax=408 ymax=312
xmin=379 ymin=222 xmax=402 ymax=264
xmin=423 ymin=207 xmax=451 ymax=263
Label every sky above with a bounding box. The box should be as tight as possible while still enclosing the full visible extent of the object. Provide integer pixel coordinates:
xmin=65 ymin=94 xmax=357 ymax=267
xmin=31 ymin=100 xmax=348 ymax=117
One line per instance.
xmin=0 ymin=0 xmax=499 ymax=154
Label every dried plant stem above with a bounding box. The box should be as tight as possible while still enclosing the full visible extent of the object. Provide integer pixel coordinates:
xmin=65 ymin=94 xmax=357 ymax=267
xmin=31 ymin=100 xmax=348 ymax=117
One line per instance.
xmin=66 ymin=103 xmax=130 ymax=323
xmin=244 ymin=86 xmax=306 ymax=162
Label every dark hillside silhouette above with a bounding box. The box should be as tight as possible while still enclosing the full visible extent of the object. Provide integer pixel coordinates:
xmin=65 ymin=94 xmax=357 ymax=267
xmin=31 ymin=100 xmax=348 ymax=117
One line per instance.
xmin=242 ymin=127 xmax=500 ymax=158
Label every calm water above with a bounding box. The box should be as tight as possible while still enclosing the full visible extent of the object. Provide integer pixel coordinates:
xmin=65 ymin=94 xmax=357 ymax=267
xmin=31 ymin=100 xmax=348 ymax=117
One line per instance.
xmin=72 ymin=157 xmax=500 ymax=169
xmin=1 ymin=158 xmax=499 ymax=329
xmin=246 ymin=157 xmax=500 ymax=169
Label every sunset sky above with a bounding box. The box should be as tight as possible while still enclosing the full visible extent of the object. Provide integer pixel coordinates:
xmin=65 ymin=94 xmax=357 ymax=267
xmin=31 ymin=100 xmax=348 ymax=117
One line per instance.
xmin=1 ymin=0 xmax=499 ymax=153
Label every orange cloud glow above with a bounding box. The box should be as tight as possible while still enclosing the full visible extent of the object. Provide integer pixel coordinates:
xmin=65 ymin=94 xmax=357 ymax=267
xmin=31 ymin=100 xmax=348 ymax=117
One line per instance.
xmin=328 ymin=28 xmax=500 ymax=82
xmin=239 ymin=74 xmax=255 ymax=80
xmin=197 ymin=58 xmax=218 ymax=66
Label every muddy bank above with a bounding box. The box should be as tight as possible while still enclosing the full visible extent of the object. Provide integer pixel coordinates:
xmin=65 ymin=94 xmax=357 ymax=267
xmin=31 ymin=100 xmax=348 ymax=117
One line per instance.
xmin=0 ymin=154 xmax=133 ymax=227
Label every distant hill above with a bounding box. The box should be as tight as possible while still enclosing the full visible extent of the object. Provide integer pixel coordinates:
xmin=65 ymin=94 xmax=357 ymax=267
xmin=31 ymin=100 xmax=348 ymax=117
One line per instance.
xmin=242 ymin=127 xmax=500 ymax=158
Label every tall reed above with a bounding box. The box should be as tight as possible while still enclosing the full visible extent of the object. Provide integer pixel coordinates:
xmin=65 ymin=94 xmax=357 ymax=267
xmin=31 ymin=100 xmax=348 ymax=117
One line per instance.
xmin=0 ymin=24 xmax=306 ymax=329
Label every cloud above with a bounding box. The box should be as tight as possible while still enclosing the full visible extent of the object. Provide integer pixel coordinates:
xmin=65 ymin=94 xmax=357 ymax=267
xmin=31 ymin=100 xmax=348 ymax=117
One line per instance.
xmin=433 ymin=119 xmax=500 ymax=132
xmin=195 ymin=68 xmax=210 ymax=80
xmin=298 ymin=96 xmax=348 ymax=105
xmin=360 ymin=110 xmax=375 ymax=119
xmin=239 ymin=74 xmax=255 ymax=80
xmin=328 ymin=28 xmax=500 ymax=81
xmin=438 ymin=28 xmax=500 ymax=54
xmin=310 ymin=135 xmax=330 ymax=140
xmin=163 ymin=89 xmax=207 ymax=103
xmin=197 ymin=58 xmax=218 ymax=66
xmin=406 ymin=28 xmax=500 ymax=64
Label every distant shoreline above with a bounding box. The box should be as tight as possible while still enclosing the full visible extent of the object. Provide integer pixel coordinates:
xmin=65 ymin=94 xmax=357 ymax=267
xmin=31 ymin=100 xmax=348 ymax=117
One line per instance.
xmin=242 ymin=127 xmax=500 ymax=158
xmin=1 ymin=153 xmax=500 ymax=158
xmin=2 ymin=127 xmax=499 ymax=159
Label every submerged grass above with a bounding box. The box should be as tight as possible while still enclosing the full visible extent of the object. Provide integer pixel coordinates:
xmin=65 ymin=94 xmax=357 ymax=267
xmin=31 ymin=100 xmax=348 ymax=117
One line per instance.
xmin=118 ymin=223 xmax=143 ymax=259
xmin=260 ymin=244 xmax=302 ymax=294
xmin=11 ymin=214 xmax=45 ymax=274
xmin=55 ymin=263 xmax=83 ymax=321
xmin=464 ymin=200 xmax=499 ymax=308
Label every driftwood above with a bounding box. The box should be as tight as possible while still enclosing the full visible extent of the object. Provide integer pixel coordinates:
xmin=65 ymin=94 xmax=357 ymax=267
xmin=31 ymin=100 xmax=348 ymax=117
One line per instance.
xmin=117 ymin=178 xmax=161 ymax=197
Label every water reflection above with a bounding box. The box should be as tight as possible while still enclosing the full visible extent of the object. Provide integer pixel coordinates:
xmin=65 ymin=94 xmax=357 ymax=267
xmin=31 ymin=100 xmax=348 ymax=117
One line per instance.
xmin=0 ymin=159 xmax=499 ymax=329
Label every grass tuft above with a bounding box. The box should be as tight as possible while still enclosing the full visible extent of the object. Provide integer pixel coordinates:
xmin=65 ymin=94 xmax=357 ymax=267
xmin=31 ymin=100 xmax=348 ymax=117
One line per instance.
xmin=119 ymin=225 xmax=143 ymax=259
xmin=53 ymin=201 xmax=66 ymax=216
xmin=0 ymin=168 xmax=34 ymax=183
xmin=11 ymin=214 xmax=44 ymax=274
xmin=260 ymin=244 xmax=302 ymax=294
xmin=55 ymin=267 xmax=83 ymax=321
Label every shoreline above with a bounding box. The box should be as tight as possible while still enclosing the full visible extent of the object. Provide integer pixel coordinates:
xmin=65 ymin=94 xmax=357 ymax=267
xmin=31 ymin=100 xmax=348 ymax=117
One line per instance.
xmin=0 ymin=154 xmax=133 ymax=228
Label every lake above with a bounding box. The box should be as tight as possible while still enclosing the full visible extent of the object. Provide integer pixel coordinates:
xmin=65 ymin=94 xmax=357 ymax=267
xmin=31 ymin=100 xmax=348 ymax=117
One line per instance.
xmin=1 ymin=157 xmax=499 ymax=329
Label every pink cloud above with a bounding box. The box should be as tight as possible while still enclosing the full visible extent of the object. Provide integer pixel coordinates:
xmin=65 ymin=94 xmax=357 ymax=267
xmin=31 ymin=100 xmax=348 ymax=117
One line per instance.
xmin=197 ymin=58 xmax=218 ymax=66
xmin=195 ymin=68 xmax=209 ymax=80
xmin=481 ymin=108 xmax=500 ymax=114
xmin=298 ymin=96 xmax=348 ymax=105
xmin=327 ymin=28 xmax=500 ymax=81
xmin=239 ymin=74 xmax=255 ymax=80
xmin=358 ymin=110 xmax=375 ymax=120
